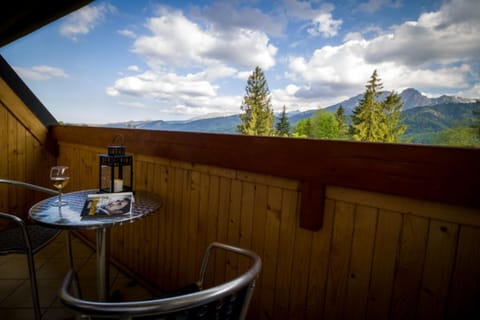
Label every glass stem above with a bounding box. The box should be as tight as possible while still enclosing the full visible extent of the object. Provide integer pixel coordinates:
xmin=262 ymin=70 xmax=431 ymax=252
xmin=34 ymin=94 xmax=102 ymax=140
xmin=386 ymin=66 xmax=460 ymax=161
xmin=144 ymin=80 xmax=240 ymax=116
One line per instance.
xmin=59 ymin=192 xmax=62 ymax=204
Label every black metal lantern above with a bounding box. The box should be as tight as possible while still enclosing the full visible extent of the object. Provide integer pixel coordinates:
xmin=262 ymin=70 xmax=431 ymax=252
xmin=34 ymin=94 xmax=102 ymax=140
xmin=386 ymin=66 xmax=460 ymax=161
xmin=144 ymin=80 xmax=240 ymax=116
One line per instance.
xmin=99 ymin=135 xmax=133 ymax=193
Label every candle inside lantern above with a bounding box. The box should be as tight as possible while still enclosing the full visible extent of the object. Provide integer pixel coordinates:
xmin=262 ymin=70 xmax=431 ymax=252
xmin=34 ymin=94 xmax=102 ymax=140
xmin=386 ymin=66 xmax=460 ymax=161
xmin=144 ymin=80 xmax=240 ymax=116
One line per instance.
xmin=114 ymin=179 xmax=123 ymax=192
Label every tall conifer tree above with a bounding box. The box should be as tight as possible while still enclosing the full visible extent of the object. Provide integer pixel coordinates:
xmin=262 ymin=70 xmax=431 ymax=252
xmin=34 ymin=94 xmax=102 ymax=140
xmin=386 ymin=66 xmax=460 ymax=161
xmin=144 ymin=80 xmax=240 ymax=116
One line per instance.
xmin=350 ymin=69 xmax=385 ymax=141
xmin=335 ymin=105 xmax=349 ymax=139
xmin=237 ymin=66 xmax=274 ymax=136
xmin=275 ymin=105 xmax=291 ymax=136
xmin=471 ymin=100 xmax=480 ymax=139
xmin=383 ymin=91 xmax=406 ymax=142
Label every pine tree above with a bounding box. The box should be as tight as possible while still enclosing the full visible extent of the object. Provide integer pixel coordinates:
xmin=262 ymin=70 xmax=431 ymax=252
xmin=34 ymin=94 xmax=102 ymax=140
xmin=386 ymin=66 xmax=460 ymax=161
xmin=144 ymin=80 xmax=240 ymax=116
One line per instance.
xmin=383 ymin=91 xmax=406 ymax=142
xmin=275 ymin=105 xmax=291 ymax=137
xmin=237 ymin=66 xmax=274 ymax=136
xmin=350 ymin=70 xmax=385 ymax=142
xmin=471 ymin=100 xmax=480 ymax=139
xmin=335 ymin=105 xmax=349 ymax=139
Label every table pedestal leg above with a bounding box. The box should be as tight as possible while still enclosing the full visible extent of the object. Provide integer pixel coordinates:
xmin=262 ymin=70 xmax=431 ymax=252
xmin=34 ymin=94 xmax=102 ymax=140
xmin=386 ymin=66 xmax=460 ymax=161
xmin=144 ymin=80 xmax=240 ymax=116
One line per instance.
xmin=96 ymin=228 xmax=110 ymax=301
xmin=64 ymin=231 xmax=82 ymax=298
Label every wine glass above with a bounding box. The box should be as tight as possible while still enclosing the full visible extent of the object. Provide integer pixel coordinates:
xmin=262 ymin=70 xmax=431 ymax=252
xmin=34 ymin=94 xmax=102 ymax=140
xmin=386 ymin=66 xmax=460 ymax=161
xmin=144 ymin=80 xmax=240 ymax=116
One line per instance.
xmin=50 ymin=166 xmax=70 ymax=206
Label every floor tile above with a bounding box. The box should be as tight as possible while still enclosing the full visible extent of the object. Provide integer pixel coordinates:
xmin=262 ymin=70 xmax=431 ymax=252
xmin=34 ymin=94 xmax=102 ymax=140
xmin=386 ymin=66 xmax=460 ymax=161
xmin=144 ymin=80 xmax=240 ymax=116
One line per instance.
xmin=0 ymin=232 xmax=153 ymax=320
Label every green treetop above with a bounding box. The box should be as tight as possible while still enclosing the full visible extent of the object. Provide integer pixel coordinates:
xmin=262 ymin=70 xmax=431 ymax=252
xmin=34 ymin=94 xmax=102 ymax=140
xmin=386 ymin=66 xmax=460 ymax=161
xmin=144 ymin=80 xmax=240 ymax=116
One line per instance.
xmin=471 ymin=100 xmax=480 ymax=139
xmin=292 ymin=118 xmax=313 ymax=138
xmin=275 ymin=105 xmax=291 ymax=137
xmin=350 ymin=69 xmax=385 ymax=142
xmin=350 ymin=70 xmax=407 ymax=143
xmin=237 ymin=66 xmax=275 ymax=136
xmin=383 ymin=91 xmax=406 ymax=142
xmin=335 ymin=105 xmax=349 ymax=139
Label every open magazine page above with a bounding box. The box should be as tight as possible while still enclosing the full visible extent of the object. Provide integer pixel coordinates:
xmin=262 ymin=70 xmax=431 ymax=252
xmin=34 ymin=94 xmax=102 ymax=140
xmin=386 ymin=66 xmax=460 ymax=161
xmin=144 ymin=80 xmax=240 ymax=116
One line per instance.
xmin=81 ymin=192 xmax=134 ymax=218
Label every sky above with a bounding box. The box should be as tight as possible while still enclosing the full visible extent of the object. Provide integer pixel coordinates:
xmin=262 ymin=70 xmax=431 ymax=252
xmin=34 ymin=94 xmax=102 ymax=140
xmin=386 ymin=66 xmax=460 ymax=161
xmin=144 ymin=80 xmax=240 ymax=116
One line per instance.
xmin=0 ymin=0 xmax=479 ymax=124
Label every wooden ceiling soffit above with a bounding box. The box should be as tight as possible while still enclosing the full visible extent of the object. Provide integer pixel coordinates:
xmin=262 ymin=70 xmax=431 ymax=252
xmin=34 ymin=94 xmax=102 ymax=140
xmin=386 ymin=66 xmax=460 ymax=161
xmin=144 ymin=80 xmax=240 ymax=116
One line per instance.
xmin=0 ymin=0 xmax=93 ymax=47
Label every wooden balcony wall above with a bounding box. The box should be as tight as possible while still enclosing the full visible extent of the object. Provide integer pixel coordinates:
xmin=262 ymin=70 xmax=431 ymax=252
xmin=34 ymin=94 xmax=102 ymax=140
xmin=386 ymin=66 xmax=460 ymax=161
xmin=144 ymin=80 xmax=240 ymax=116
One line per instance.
xmin=51 ymin=126 xmax=480 ymax=320
xmin=0 ymin=78 xmax=56 ymax=225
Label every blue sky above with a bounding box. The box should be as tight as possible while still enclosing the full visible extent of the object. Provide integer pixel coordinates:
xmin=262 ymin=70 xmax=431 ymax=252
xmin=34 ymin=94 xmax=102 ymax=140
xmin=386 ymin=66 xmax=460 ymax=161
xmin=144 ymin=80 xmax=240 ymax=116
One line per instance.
xmin=1 ymin=0 xmax=479 ymax=124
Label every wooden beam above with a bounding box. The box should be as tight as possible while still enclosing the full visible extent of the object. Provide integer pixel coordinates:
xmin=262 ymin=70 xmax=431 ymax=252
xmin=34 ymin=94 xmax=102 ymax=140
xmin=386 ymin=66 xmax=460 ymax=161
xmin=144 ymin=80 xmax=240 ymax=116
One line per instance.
xmin=0 ymin=0 xmax=93 ymax=47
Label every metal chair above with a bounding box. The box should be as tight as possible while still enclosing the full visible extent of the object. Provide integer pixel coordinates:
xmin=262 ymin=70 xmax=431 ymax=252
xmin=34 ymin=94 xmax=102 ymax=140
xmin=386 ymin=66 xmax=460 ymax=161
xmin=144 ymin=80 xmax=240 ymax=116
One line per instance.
xmin=0 ymin=178 xmax=61 ymax=320
xmin=60 ymin=242 xmax=262 ymax=319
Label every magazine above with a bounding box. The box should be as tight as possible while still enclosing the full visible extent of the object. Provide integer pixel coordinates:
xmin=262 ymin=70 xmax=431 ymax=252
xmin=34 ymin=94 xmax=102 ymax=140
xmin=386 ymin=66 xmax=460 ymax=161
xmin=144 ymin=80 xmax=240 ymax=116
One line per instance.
xmin=81 ymin=192 xmax=134 ymax=218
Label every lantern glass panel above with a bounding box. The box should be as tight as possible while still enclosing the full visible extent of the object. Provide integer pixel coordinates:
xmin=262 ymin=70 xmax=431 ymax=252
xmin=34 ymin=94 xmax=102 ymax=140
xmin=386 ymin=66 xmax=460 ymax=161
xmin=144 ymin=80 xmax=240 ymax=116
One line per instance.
xmin=98 ymin=154 xmax=133 ymax=193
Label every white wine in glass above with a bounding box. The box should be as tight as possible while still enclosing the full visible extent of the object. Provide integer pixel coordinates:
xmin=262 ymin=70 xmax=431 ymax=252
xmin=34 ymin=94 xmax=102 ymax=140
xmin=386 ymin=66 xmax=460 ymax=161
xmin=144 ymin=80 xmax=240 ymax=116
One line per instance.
xmin=50 ymin=166 xmax=70 ymax=206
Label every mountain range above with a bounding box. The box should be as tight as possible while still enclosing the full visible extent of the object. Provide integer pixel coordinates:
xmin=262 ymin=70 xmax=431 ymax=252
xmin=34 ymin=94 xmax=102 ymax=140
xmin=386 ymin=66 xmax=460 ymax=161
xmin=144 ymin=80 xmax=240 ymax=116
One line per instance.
xmin=103 ymin=88 xmax=478 ymax=143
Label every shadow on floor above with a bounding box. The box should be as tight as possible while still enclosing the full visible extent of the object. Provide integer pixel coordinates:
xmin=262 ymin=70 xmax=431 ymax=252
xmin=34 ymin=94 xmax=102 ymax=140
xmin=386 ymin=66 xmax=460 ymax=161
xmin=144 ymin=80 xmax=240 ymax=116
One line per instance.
xmin=0 ymin=231 xmax=152 ymax=320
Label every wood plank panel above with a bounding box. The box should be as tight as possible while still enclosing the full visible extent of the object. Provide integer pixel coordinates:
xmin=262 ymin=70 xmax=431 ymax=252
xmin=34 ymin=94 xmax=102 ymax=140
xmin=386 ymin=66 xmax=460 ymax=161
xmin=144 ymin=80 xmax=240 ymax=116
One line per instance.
xmin=417 ymin=220 xmax=458 ymax=319
xmin=248 ymin=184 xmax=268 ymax=319
xmin=273 ymin=188 xmax=299 ymax=319
xmin=203 ymin=174 xmax=219 ymax=288
xmin=260 ymin=186 xmax=282 ymax=319
xmin=213 ymin=177 xmax=231 ymax=286
xmin=304 ymin=198 xmax=334 ymax=319
xmin=366 ymin=209 xmax=402 ymax=320
xmin=390 ymin=215 xmax=429 ymax=320
xmin=238 ymin=181 xmax=255 ymax=272
xmin=226 ymin=179 xmax=242 ymax=281
xmin=186 ymin=170 xmax=200 ymax=282
xmin=194 ymin=172 xmax=211 ymax=281
xmin=447 ymin=225 xmax=480 ymax=319
xmin=343 ymin=205 xmax=378 ymax=320
xmin=153 ymin=164 xmax=168 ymax=286
xmin=324 ymin=201 xmax=355 ymax=319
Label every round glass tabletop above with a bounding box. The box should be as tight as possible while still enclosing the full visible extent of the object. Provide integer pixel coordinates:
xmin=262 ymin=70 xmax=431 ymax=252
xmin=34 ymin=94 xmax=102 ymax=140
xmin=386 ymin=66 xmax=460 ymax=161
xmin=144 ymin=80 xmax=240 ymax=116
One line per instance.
xmin=29 ymin=189 xmax=162 ymax=230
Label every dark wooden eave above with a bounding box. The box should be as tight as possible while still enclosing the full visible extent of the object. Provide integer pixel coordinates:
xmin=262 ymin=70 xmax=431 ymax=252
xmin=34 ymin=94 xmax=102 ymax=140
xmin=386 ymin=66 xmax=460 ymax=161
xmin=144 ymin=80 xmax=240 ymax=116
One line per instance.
xmin=0 ymin=0 xmax=93 ymax=48
xmin=0 ymin=54 xmax=57 ymax=127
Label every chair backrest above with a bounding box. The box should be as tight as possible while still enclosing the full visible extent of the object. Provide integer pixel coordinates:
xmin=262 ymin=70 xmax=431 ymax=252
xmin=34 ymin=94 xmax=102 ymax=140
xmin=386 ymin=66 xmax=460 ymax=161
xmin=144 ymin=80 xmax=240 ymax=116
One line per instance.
xmin=60 ymin=242 xmax=262 ymax=319
xmin=0 ymin=178 xmax=58 ymax=195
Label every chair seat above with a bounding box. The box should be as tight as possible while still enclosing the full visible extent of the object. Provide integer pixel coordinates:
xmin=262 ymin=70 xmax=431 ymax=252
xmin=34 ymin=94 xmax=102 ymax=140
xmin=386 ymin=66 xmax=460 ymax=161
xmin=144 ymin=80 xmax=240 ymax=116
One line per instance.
xmin=0 ymin=224 xmax=60 ymax=255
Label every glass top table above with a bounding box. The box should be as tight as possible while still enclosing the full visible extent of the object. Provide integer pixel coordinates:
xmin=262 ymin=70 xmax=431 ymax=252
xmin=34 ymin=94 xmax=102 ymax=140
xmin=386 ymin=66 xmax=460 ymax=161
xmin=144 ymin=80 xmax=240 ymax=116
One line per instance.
xmin=29 ymin=189 xmax=162 ymax=301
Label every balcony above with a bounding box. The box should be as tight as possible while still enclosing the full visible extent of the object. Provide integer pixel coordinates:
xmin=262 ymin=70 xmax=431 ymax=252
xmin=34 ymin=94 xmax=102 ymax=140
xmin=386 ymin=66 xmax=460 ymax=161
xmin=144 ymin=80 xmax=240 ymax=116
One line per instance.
xmin=1 ymin=63 xmax=480 ymax=319
xmin=1 ymin=3 xmax=480 ymax=317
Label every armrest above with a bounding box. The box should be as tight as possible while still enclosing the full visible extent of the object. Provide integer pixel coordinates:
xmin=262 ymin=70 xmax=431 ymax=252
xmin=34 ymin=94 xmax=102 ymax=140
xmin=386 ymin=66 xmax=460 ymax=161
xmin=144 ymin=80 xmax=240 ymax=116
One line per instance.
xmin=0 ymin=179 xmax=59 ymax=195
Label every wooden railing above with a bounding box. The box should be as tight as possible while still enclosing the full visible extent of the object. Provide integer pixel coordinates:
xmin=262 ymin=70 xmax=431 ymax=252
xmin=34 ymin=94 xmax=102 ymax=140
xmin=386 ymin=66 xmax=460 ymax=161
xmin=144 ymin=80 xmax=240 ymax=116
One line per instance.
xmin=50 ymin=125 xmax=480 ymax=319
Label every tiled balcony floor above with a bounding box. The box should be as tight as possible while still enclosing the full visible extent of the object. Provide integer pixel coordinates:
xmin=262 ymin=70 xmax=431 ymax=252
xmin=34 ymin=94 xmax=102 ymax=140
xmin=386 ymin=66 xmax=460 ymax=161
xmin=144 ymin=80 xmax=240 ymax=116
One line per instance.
xmin=0 ymin=232 xmax=152 ymax=320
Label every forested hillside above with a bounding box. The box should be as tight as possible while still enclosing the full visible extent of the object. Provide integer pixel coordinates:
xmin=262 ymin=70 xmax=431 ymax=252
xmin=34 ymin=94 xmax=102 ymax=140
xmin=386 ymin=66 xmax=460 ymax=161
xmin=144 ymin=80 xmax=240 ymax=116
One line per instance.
xmin=101 ymin=89 xmax=478 ymax=146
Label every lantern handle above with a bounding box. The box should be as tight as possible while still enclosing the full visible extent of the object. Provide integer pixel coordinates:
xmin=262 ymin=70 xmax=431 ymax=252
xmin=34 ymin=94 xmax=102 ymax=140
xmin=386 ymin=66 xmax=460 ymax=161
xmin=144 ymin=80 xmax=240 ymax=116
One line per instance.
xmin=111 ymin=134 xmax=124 ymax=146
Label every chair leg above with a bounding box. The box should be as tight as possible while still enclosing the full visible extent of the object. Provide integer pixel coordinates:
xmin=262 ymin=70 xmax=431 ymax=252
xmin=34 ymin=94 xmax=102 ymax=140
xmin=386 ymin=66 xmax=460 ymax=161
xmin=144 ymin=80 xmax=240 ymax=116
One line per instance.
xmin=26 ymin=249 xmax=42 ymax=320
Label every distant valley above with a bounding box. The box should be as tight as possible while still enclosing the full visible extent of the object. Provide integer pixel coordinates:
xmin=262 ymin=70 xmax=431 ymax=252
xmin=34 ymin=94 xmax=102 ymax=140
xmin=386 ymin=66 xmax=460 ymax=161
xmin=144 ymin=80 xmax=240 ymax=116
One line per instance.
xmin=101 ymin=88 xmax=478 ymax=144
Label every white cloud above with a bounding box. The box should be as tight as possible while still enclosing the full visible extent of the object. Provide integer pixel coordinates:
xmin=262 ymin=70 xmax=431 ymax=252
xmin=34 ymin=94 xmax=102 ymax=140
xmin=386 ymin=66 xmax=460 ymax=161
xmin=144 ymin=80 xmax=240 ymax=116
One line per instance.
xmin=127 ymin=65 xmax=140 ymax=72
xmin=366 ymin=0 xmax=480 ymax=67
xmin=284 ymin=0 xmax=342 ymax=37
xmin=132 ymin=8 xmax=277 ymax=70
xmin=107 ymin=70 xmax=216 ymax=99
xmin=118 ymin=29 xmax=136 ymax=38
xmin=457 ymin=83 xmax=480 ymax=99
xmin=60 ymin=3 xmax=116 ymax=41
xmin=13 ymin=65 xmax=69 ymax=80
xmin=236 ymin=71 xmax=253 ymax=80
xmin=284 ymin=0 xmax=480 ymax=102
